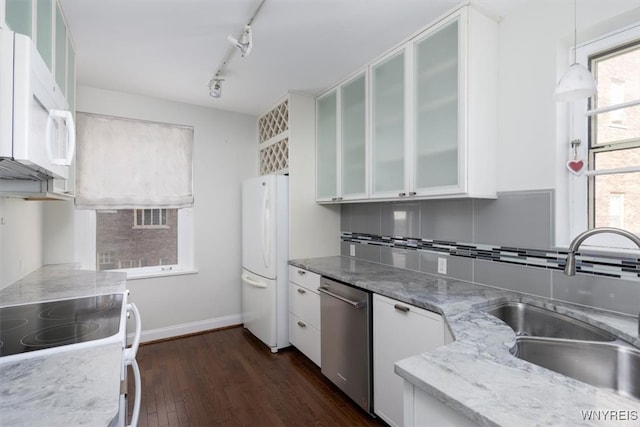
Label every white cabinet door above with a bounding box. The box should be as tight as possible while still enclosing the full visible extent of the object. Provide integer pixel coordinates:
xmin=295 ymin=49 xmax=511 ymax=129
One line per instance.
xmin=340 ymin=72 xmax=367 ymax=199
xmin=413 ymin=17 xmax=460 ymax=194
xmin=316 ymin=90 xmax=338 ymax=201
xmin=373 ymin=294 xmax=444 ymax=427
xmin=371 ymin=47 xmax=408 ymax=199
xmin=288 ymin=266 xmax=322 ymax=366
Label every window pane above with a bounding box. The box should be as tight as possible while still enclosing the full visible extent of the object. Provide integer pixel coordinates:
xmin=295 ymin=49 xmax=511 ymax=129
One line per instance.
xmin=152 ymin=209 xmax=160 ymax=225
xmin=592 ymin=105 xmax=640 ymax=145
xmin=96 ymin=209 xmax=178 ymax=271
xmin=593 ymin=44 xmax=640 ymax=110
xmin=592 ymin=150 xmax=640 ymax=233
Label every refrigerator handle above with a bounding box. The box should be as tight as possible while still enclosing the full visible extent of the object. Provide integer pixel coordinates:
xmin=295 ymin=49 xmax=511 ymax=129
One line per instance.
xmin=262 ymin=185 xmax=271 ymax=268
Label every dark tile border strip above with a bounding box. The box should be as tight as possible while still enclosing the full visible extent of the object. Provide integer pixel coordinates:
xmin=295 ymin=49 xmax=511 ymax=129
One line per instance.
xmin=341 ymin=232 xmax=640 ymax=281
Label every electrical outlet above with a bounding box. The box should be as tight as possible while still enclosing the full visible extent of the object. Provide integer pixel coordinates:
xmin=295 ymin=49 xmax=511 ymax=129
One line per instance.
xmin=437 ymin=257 xmax=447 ymax=275
xmin=350 ymin=244 xmax=356 ymax=257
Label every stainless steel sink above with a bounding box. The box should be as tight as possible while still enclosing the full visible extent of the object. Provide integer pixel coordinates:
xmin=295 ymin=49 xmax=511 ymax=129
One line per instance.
xmin=485 ymin=302 xmax=616 ymax=342
xmin=512 ymin=338 xmax=640 ymax=401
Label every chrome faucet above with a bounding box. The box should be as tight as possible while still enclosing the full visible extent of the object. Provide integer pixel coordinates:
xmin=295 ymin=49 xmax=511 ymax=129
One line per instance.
xmin=564 ymin=227 xmax=640 ymax=337
xmin=564 ymin=227 xmax=640 ymax=276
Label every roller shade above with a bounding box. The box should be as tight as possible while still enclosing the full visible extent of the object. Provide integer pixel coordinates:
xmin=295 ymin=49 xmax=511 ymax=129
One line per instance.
xmin=75 ymin=113 xmax=193 ymax=209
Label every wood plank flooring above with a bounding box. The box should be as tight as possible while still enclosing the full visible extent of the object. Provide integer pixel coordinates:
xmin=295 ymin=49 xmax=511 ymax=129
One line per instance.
xmin=127 ymin=326 xmax=386 ymax=427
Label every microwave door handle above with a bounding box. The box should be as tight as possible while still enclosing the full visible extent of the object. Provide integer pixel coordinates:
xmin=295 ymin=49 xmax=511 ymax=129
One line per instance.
xmin=45 ymin=109 xmax=76 ymax=166
xmin=125 ymin=358 xmax=141 ymax=427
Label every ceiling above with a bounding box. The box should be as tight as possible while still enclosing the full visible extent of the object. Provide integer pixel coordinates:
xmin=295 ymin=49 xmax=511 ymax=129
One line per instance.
xmin=59 ymin=0 xmax=524 ymax=117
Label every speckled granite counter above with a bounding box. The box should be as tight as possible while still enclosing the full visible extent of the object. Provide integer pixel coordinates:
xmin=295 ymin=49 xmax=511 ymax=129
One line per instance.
xmin=290 ymin=256 xmax=640 ymax=426
xmin=0 ymin=263 xmax=127 ymax=307
xmin=0 ymin=264 xmax=127 ymax=426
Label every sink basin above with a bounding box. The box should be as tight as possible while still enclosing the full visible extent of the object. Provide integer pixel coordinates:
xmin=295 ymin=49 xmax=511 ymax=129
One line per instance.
xmin=485 ymin=302 xmax=616 ymax=342
xmin=512 ymin=338 xmax=640 ymax=401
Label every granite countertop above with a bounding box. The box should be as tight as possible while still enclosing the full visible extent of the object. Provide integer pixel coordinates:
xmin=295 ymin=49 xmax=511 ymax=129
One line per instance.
xmin=0 ymin=264 xmax=128 ymax=426
xmin=290 ymin=256 xmax=640 ymax=427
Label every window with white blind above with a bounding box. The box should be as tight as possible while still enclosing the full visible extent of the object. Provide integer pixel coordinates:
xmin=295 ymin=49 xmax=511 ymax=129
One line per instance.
xmin=567 ymin=24 xmax=640 ymax=250
xmin=75 ymin=113 xmax=195 ymax=278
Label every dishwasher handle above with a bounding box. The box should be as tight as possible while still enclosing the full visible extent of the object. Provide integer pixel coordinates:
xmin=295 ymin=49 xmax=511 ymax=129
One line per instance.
xmin=318 ymin=286 xmax=364 ymax=308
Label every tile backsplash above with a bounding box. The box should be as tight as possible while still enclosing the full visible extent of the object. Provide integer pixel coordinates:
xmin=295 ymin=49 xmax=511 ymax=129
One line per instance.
xmin=340 ymin=190 xmax=640 ymax=316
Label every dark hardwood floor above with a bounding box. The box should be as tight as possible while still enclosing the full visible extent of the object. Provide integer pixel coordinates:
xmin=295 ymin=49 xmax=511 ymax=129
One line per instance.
xmin=127 ymin=326 xmax=386 ymax=427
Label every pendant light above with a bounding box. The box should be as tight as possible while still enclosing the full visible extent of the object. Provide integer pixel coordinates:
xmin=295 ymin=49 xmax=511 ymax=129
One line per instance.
xmin=555 ymin=0 xmax=597 ymax=102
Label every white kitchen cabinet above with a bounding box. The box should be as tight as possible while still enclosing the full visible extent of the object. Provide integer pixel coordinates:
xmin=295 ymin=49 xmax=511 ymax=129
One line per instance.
xmin=317 ymin=4 xmax=497 ymax=203
xmin=373 ymin=294 xmax=445 ymax=427
xmin=409 ymin=6 xmax=496 ymax=199
xmin=371 ymin=47 xmax=406 ymax=198
xmin=316 ymin=72 xmax=368 ymax=202
xmin=288 ymin=266 xmax=321 ymax=366
xmin=316 ymin=90 xmax=338 ymax=201
xmin=403 ymin=381 xmax=476 ymax=427
xmin=3 ymin=0 xmax=76 ymax=100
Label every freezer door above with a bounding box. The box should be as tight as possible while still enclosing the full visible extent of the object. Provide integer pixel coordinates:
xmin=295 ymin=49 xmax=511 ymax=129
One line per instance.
xmin=242 ymin=175 xmax=278 ymax=279
xmin=241 ymin=268 xmax=277 ymax=349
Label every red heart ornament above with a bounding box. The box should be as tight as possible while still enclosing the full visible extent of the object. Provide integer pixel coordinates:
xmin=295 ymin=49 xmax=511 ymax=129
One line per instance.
xmin=567 ymin=160 xmax=585 ymax=175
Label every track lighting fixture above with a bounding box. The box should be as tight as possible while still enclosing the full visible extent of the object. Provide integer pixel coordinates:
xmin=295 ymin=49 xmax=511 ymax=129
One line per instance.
xmin=207 ymin=0 xmax=265 ymax=99
xmin=209 ymin=78 xmax=223 ymax=98
xmin=227 ymin=25 xmax=253 ymax=58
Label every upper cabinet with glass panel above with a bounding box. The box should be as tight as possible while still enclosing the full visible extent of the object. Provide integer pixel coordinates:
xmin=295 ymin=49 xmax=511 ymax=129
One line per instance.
xmin=3 ymin=0 xmax=76 ymax=104
xmin=316 ymin=71 xmax=369 ymax=202
xmin=316 ymin=4 xmax=498 ymax=203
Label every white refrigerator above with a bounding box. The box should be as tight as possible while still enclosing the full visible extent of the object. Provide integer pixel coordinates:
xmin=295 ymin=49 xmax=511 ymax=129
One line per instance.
xmin=241 ymin=174 xmax=289 ymax=352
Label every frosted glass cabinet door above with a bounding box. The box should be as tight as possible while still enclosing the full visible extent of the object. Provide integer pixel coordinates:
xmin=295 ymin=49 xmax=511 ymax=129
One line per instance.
xmin=55 ymin=4 xmax=67 ymax=94
xmin=5 ymin=0 xmax=32 ymax=37
xmin=414 ymin=19 xmax=459 ymax=190
xmin=372 ymin=50 xmax=405 ymax=195
xmin=316 ymin=91 xmax=338 ymax=200
xmin=36 ymin=0 xmax=53 ymax=71
xmin=341 ymin=74 xmax=366 ymax=197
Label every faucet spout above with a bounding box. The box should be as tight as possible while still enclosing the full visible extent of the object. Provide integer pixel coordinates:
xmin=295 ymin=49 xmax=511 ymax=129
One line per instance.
xmin=564 ymin=227 xmax=640 ymax=276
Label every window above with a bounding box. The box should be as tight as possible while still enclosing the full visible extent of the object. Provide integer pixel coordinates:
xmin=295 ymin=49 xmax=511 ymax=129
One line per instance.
xmin=74 ymin=113 xmax=195 ymax=278
xmin=566 ymin=24 xmax=640 ymax=250
xmin=588 ymin=41 xmax=640 ymax=233
xmin=96 ymin=209 xmax=178 ymax=272
xmin=134 ymin=208 xmax=168 ymax=228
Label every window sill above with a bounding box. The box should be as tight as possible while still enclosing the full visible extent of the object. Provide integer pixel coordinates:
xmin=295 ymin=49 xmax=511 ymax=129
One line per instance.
xmin=125 ymin=268 xmax=199 ymax=280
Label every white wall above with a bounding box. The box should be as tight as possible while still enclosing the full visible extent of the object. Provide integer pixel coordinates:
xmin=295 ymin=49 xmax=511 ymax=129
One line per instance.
xmin=75 ymin=86 xmax=258 ymax=336
xmin=0 ymin=198 xmax=43 ymax=289
xmin=497 ymin=0 xmax=640 ymax=192
xmin=288 ymin=92 xmax=340 ymax=259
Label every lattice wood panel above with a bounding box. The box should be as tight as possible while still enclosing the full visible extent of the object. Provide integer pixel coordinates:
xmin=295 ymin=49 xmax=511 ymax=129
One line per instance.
xmin=259 ymin=100 xmax=289 ymax=144
xmin=260 ymin=138 xmax=288 ymax=175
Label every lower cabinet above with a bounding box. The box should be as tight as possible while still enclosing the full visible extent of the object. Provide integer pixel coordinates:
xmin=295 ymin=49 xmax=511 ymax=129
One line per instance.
xmin=403 ymin=382 xmax=476 ymax=427
xmin=288 ymin=266 xmax=321 ymax=366
xmin=373 ymin=294 xmax=446 ymax=427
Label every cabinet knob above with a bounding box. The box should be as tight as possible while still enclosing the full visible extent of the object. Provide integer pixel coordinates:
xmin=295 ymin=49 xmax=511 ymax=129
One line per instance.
xmin=297 ymin=270 xmax=306 ymax=275
xmin=297 ymin=321 xmax=307 ymax=328
xmin=398 ymin=192 xmax=406 ymax=197
xmin=331 ymin=197 xmax=338 ymax=201
xmin=409 ymin=192 xmax=417 ymax=196
xmin=297 ymin=288 xmax=306 ymax=294
xmin=394 ymin=304 xmax=410 ymax=313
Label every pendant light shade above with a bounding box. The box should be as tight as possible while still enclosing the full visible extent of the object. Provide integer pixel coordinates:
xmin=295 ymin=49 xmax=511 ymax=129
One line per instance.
xmin=555 ymin=62 xmax=597 ymax=101
xmin=555 ymin=0 xmax=597 ymax=102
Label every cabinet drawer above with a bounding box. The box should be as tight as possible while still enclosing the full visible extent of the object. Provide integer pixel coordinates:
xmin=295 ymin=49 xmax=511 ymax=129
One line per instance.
xmin=289 ymin=282 xmax=321 ymax=330
xmin=288 ymin=266 xmax=321 ymax=291
xmin=289 ymin=313 xmax=321 ymax=366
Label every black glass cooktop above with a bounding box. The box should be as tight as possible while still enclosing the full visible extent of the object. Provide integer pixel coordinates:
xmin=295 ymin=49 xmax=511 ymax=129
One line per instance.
xmin=0 ymin=294 xmax=123 ymax=357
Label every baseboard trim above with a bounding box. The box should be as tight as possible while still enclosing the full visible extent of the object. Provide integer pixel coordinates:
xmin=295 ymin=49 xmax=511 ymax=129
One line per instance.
xmin=129 ymin=314 xmax=243 ymax=344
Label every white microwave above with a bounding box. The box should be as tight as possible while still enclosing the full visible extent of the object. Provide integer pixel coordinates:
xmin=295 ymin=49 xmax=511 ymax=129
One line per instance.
xmin=0 ymin=28 xmax=75 ymax=181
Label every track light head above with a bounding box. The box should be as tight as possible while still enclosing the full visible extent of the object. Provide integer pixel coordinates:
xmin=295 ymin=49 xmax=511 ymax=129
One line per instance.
xmin=209 ymin=78 xmax=223 ymax=98
xmin=227 ymin=25 xmax=253 ymax=58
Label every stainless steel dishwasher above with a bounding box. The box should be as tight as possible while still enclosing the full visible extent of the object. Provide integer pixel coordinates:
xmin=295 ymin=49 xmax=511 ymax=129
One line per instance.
xmin=318 ymin=277 xmax=372 ymax=413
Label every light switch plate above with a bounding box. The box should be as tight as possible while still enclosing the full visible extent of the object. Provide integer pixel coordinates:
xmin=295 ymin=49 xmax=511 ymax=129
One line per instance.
xmin=350 ymin=244 xmax=356 ymax=257
xmin=437 ymin=257 xmax=447 ymax=275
